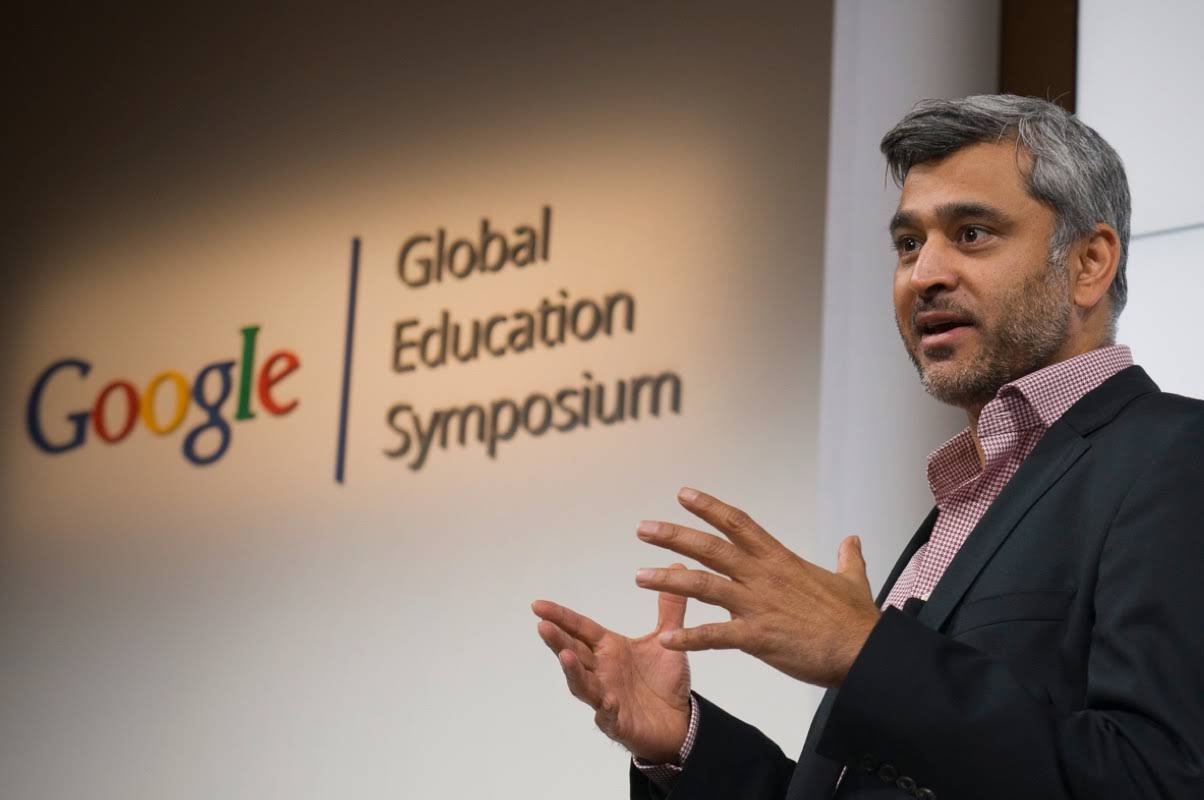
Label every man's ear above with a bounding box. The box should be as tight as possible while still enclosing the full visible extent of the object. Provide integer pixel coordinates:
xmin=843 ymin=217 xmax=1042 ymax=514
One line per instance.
xmin=1070 ymin=223 xmax=1121 ymax=311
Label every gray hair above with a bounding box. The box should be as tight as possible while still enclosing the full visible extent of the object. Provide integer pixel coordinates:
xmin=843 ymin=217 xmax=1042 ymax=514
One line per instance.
xmin=880 ymin=94 xmax=1131 ymax=317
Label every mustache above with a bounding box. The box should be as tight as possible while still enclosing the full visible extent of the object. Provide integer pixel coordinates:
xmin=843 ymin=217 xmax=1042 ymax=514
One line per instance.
xmin=911 ymin=299 xmax=980 ymax=331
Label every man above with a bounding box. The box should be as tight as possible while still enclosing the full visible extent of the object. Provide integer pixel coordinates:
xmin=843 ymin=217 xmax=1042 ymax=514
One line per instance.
xmin=532 ymin=95 xmax=1204 ymax=799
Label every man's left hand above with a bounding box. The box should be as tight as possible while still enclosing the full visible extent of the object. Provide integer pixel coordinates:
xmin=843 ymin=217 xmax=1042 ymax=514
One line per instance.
xmin=634 ymin=487 xmax=882 ymax=689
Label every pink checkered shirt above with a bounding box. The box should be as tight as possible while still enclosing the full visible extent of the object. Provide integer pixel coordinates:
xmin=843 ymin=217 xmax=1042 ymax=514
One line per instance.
xmin=882 ymin=344 xmax=1133 ymax=611
xmin=639 ymin=345 xmax=1133 ymax=790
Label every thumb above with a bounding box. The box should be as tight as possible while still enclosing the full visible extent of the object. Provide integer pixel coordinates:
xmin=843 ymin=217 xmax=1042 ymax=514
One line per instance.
xmin=656 ymin=563 xmax=688 ymax=633
xmin=836 ymin=535 xmax=872 ymax=597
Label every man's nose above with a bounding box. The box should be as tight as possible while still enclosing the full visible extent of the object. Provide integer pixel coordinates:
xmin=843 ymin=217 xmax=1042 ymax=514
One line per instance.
xmin=907 ymin=238 xmax=958 ymax=298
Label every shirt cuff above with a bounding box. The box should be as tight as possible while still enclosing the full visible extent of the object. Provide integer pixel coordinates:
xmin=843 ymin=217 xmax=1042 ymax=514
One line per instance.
xmin=631 ymin=694 xmax=701 ymax=789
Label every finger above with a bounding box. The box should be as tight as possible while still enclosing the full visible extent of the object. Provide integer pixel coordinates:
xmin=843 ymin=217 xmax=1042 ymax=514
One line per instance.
xmin=836 ymin=535 xmax=873 ymax=598
xmin=676 ymin=487 xmax=779 ymax=555
xmin=656 ymin=563 xmax=688 ymax=634
xmin=531 ymin=600 xmax=607 ymax=647
xmin=593 ymin=692 xmax=620 ymax=736
xmin=637 ymin=520 xmax=744 ymax=575
xmin=537 ymin=620 xmax=597 ymax=669
xmin=559 ymin=649 xmax=604 ymax=709
xmin=658 ymin=621 xmax=744 ymax=652
xmin=636 ymin=565 xmax=746 ymax=611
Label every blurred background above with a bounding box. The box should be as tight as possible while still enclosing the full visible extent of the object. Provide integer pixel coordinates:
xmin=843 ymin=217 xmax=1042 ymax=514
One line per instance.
xmin=2 ymin=1 xmax=1200 ymax=797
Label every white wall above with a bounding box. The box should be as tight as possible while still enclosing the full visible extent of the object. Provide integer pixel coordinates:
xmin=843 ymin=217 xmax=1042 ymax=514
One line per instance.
xmin=1118 ymin=227 xmax=1204 ymax=397
xmin=1078 ymin=0 xmax=1204 ymax=238
xmin=817 ymin=0 xmax=1000 ymax=603
xmin=1078 ymin=0 xmax=1204 ymax=399
xmin=0 ymin=5 xmax=832 ymax=799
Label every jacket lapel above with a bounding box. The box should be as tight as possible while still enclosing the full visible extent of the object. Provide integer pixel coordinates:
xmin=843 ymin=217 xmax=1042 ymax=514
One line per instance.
xmin=916 ymin=425 xmax=1088 ymax=632
xmin=917 ymin=365 xmax=1158 ymax=633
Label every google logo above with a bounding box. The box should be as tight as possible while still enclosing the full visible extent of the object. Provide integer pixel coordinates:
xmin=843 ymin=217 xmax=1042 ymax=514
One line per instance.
xmin=26 ymin=325 xmax=300 ymax=466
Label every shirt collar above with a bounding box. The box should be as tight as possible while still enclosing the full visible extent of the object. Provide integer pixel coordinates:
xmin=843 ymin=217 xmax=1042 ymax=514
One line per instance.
xmin=999 ymin=344 xmax=1133 ymax=429
xmin=925 ymin=344 xmax=1134 ymax=502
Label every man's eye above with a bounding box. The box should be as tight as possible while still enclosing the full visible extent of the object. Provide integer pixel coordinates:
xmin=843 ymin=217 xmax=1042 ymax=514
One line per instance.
xmin=894 ymin=236 xmax=920 ymax=254
xmin=959 ymin=226 xmax=992 ymax=245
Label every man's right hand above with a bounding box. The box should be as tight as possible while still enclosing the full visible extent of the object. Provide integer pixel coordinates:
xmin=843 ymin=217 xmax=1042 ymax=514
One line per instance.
xmin=532 ymin=563 xmax=692 ymax=764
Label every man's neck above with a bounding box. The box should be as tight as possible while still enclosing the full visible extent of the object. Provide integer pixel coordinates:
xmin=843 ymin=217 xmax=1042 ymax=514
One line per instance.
xmin=966 ymin=405 xmax=987 ymax=468
xmin=960 ymin=337 xmax=1118 ymax=469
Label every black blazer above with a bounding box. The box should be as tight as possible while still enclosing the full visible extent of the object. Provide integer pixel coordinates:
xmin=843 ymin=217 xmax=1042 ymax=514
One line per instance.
xmin=632 ymin=366 xmax=1204 ymax=799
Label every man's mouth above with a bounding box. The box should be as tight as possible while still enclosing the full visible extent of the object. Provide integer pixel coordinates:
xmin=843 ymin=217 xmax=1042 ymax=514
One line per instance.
xmin=915 ymin=312 xmax=975 ymax=347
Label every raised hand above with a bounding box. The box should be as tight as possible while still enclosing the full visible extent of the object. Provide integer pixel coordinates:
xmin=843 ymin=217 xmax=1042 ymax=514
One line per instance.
xmin=633 ymin=488 xmax=881 ymax=688
xmin=532 ymin=565 xmax=692 ymax=764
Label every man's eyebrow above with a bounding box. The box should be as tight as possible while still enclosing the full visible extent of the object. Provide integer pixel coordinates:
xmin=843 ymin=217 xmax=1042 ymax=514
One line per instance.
xmin=888 ymin=202 xmax=1012 ymax=235
xmin=936 ymin=201 xmax=1011 ymax=226
xmin=888 ymin=210 xmax=918 ymax=235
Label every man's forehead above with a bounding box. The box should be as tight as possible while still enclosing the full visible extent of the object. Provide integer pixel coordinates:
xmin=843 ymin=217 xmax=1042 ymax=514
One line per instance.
xmin=893 ymin=141 xmax=1035 ymax=223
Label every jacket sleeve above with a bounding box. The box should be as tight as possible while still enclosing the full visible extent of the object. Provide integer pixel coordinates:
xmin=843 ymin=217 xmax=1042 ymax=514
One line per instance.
xmin=814 ymin=434 xmax=1204 ymax=800
xmin=630 ymin=693 xmax=796 ymax=800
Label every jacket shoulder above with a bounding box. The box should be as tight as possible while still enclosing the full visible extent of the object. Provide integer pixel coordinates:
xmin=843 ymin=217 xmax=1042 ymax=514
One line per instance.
xmin=1120 ymin=389 xmax=1204 ymax=432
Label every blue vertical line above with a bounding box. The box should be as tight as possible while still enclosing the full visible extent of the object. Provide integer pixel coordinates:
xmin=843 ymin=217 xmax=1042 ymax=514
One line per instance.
xmin=335 ymin=237 xmax=361 ymax=484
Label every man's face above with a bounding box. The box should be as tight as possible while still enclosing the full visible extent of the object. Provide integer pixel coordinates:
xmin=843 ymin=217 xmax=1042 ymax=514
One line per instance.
xmin=891 ymin=141 xmax=1073 ymax=410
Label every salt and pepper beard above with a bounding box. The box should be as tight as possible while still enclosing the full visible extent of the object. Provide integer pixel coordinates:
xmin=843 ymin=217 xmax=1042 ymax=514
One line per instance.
xmin=899 ymin=257 xmax=1074 ymax=409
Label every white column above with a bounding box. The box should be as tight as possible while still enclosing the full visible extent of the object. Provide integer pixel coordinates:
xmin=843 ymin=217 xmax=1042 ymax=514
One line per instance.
xmin=817 ymin=0 xmax=1001 ymax=594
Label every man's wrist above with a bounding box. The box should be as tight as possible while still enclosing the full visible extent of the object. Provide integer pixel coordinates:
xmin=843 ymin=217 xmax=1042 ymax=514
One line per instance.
xmin=632 ymin=694 xmax=701 ymax=778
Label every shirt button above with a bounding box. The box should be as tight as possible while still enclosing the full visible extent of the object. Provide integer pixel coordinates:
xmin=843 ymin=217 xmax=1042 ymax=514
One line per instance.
xmin=877 ymin=763 xmax=899 ymax=783
xmin=915 ymin=788 xmax=937 ymax=800
xmin=896 ymin=775 xmax=917 ymax=793
xmin=859 ymin=754 xmax=879 ymax=772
